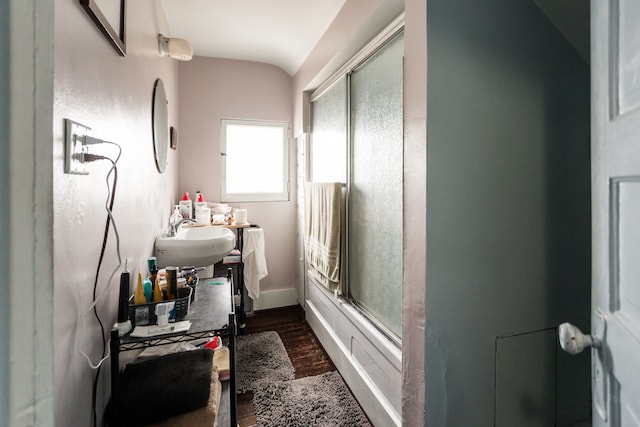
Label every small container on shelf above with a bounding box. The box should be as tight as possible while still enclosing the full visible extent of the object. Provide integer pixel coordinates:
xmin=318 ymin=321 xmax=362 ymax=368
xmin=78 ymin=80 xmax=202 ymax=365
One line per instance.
xmin=128 ymin=286 xmax=192 ymax=327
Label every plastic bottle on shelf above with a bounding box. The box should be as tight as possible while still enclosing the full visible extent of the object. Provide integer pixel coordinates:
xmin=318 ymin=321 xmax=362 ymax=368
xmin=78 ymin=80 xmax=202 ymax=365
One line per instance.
xmin=152 ymin=275 xmax=163 ymax=302
xmin=196 ymin=192 xmax=207 ymax=210
xmin=179 ymin=192 xmax=192 ymax=219
xmin=134 ymin=272 xmax=147 ymax=305
xmin=143 ymin=278 xmax=152 ymax=303
xmin=165 ymin=266 xmax=178 ymax=300
xmin=195 ymin=192 xmax=211 ymax=225
xmin=193 ymin=191 xmax=201 ymax=218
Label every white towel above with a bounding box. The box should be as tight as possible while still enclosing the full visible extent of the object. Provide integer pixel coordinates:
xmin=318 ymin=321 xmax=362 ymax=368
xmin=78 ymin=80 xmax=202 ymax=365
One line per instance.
xmin=303 ymin=182 xmax=342 ymax=292
xmin=242 ymin=228 xmax=268 ymax=300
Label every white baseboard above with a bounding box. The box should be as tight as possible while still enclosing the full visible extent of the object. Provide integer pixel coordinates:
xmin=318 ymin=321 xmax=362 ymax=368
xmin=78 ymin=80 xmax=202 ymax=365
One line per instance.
xmin=251 ymin=287 xmax=298 ymax=311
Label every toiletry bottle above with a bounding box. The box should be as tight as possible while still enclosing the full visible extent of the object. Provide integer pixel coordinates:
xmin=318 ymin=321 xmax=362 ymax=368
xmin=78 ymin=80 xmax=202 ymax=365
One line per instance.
xmin=179 ymin=192 xmax=192 ymax=219
xmin=117 ymin=263 xmax=131 ymax=326
xmin=148 ymin=257 xmax=158 ymax=291
xmin=147 ymin=256 xmax=157 ymax=276
xmin=169 ymin=205 xmax=181 ymax=231
xmin=165 ymin=266 xmax=178 ymax=300
xmin=134 ymin=272 xmax=147 ymax=305
xmin=196 ymin=192 xmax=207 ymax=210
xmin=149 ymin=261 xmax=158 ymax=285
xmin=195 ymin=192 xmax=211 ymax=225
xmin=153 ymin=275 xmax=163 ymax=302
xmin=193 ymin=191 xmax=201 ymax=218
xmin=143 ymin=278 xmax=152 ymax=303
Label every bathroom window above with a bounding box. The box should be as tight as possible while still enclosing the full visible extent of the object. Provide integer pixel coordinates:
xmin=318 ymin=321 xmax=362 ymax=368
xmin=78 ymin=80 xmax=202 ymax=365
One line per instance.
xmin=220 ymin=119 xmax=290 ymax=202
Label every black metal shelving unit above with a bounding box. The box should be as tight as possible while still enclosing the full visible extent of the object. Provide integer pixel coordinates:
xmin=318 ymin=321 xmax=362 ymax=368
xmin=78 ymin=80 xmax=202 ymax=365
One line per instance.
xmin=109 ymin=272 xmax=237 ymax=426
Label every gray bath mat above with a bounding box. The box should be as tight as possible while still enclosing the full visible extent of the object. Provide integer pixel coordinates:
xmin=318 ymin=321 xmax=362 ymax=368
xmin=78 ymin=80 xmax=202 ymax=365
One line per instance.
xmin=236 ymin=331 xmax=295 ymax=393
xmin=254 ymin=370 xmax=371 ymax=427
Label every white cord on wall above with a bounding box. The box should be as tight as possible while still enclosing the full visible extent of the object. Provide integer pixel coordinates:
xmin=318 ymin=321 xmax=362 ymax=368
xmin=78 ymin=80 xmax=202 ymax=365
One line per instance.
xmin=76 ymin=141 xmax=123 ymax=370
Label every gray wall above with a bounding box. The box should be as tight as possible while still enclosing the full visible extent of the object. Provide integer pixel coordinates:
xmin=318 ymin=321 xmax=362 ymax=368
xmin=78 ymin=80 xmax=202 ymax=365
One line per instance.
xmin=53 ymin=1 xmax=179 ymax=425
xmin=0 ymin=0 xmax=9 ymax=424
xmin=425 ymin=0 xmax=591 ymax=425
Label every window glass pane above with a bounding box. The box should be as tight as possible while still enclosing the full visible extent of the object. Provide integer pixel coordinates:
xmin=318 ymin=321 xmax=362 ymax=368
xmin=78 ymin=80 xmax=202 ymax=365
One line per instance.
xmin=221 ymin=120 xmax=288 ymax=202
xmin=226 ymin=125 xmax=284 ymax=193
xmin=311 ymin=77 xmax=347 ymax=183
xmin=348 ymin=33 xmax=404 ymax=338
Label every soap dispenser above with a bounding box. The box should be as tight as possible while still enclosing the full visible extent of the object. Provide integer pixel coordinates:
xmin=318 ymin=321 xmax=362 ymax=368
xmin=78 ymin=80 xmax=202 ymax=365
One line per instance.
xmin=170 ymin=205 xmax=181 ymax=224
xmin=196 ymin=192 xmax=207 ymax=210
xmin=195 ymin=192 xmax=210 ymax=225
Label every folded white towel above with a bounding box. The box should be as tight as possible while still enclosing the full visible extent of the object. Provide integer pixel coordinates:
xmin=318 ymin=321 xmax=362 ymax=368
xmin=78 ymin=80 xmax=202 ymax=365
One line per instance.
xmin=242 ymin=228 xmax=268 ymax=300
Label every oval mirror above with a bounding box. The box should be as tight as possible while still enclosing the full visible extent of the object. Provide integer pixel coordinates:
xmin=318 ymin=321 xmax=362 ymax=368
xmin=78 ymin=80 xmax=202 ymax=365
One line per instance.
xmin=152 ymin=78 xmax=169 ymax=173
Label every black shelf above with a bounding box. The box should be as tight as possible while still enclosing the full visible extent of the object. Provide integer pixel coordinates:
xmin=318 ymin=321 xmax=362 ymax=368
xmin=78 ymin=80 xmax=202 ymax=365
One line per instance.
xmin=110 ymin=276 xmax=236 ymax=426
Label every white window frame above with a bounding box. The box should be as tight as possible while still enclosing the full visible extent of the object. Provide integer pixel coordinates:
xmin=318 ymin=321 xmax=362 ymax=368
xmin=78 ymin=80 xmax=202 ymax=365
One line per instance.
xmin=220 ymin=118 xmax=290 ymax=202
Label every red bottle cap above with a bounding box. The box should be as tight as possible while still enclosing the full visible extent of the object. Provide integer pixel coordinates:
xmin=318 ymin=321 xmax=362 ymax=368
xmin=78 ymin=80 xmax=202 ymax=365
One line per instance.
xmin=197 ymin=193 xmax=204 ymax=203
xmin=182 ymin=192 xmax=189 ymax=200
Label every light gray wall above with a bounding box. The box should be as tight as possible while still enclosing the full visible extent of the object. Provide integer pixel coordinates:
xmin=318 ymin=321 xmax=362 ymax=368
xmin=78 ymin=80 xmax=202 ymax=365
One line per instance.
xmin=177 ymin=57 xmax=296 ymax=296
xmin=425 ymin=0 xmax=591 ymax=425
xmin=53 ymin=1 xmax=179 ymax=425
xmin=0 ymin=1 xmax=9 ymax=421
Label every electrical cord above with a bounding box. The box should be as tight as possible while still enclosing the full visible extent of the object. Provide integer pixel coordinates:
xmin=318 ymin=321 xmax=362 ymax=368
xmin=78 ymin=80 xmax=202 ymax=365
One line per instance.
xmin=74 ymin=142 xmax=122 ymax=427
xmin=78 ymin=145 xmax=122 ymax=368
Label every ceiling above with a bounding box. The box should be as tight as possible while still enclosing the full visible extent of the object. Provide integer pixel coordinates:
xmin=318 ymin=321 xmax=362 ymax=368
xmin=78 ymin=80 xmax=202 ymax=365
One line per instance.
xmin=160 ymin=0 xmax=590 ymax=77
xmin=533 ymin=0 xmax=590 ymax=62
xmin=160 ymin=0 xmax=347 ymax=76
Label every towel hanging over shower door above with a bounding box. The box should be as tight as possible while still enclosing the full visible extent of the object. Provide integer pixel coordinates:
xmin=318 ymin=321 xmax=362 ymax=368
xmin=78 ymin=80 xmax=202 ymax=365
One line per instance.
xmin=303 ymin=182 xmax=342 ymax=292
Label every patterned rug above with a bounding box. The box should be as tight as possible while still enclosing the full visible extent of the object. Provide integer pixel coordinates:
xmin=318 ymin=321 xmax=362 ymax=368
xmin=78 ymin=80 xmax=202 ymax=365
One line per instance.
xmin=253 ymin=370 xmax=371 ymax=427
xmin=235 ymin=331 xmax=295 ymax=393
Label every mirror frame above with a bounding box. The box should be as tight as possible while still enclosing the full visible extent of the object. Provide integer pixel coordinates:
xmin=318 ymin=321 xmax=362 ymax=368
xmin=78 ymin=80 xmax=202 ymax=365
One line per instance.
xmin=80 ymin=0 xmax=126 ymax=56
xmin=152 ymin=79 xmax=170 ymax=173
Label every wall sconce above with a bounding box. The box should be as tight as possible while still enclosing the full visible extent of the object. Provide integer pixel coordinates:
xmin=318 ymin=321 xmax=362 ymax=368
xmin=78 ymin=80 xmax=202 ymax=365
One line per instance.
xmin=158 ymin=34 xmax=193 ymax=61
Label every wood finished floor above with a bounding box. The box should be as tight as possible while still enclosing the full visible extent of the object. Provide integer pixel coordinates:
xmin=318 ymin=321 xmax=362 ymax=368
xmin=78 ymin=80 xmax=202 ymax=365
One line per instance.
xmin=236 ymin=305 xmax=337 ymax=427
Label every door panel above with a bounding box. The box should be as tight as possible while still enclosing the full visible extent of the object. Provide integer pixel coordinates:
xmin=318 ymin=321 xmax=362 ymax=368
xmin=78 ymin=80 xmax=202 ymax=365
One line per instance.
xmin=593 ymin=0 xmax=640 ymax=425
xmin=613 ymin=0 xmax=640 ymax=116
xmin=613 ymin=178 xmax=640 ymax=320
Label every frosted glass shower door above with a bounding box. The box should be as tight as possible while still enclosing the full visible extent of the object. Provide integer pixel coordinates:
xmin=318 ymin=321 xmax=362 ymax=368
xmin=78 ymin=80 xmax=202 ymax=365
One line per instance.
xmin=348 ymin=33 xmax=404 ymax=338
xmin=311 ymin=77 xmax=347 ymax=183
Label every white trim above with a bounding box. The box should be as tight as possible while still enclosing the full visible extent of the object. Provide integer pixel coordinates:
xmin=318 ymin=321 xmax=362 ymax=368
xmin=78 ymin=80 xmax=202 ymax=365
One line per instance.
xmin=5 ymin=1 xmax=55 ymax=426
xmin=220 ymin=118 xmax=290 ymax=203
xmin=305 ymin=275 xmax=401 ymax=427
xmin=251 ymin=287 xmax=299 ymax=311
xmin=310 ymin=13 xmax=405 ymax=102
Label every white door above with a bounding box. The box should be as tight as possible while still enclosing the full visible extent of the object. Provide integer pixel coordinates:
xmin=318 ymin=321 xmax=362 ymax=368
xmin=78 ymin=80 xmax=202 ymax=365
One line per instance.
xmin=592 ymin=0 xmax=640 ymax=424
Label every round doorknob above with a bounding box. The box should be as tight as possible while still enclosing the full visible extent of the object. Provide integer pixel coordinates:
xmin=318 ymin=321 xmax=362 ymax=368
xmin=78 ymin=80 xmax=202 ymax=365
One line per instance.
xmin=558 ymin=322 xmax=599 ymax=355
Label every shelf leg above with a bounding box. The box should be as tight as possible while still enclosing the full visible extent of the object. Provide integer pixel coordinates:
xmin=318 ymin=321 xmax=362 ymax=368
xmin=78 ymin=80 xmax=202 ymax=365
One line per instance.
xmin=110 ymin=328 xmax=121 ymax=426
xmin=228 ymin=313 xmax=237 ymax=427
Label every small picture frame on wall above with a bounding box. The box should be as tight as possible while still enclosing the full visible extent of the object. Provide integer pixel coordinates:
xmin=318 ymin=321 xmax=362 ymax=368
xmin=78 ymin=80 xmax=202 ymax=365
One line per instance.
xmin=170 ymin=126 xmax=178 ymax=149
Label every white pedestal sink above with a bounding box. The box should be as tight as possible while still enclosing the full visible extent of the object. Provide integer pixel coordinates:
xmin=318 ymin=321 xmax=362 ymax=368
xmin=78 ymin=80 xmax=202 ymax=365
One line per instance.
xmin=155 ymin=225 xmax=236 ymax=268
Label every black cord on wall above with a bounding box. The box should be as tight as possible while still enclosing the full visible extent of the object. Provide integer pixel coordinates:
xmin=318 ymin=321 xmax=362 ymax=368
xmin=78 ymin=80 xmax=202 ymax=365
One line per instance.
xmin=84 ymin=156 xmax=118 ymax=427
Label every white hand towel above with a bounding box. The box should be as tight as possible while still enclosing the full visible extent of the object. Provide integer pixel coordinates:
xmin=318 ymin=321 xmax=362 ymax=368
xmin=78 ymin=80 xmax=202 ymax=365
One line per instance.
xmin=242 ymin=228 xmax=268 ymax=300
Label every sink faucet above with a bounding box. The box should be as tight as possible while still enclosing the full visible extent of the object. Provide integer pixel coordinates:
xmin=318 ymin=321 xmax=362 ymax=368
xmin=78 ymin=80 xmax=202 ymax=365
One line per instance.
xmin=168 ymin=217 xmax=197 ymax=237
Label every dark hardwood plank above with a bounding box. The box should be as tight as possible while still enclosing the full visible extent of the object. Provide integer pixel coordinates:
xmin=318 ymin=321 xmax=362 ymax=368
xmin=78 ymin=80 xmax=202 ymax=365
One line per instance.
xmin=236 ymin=305 xmax=336 ymax=426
